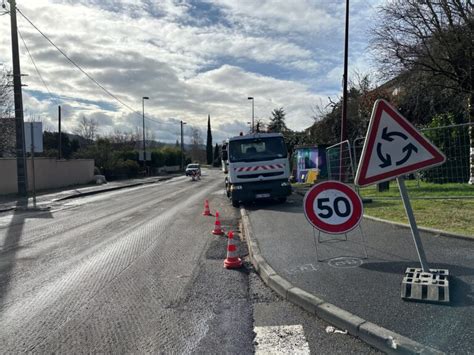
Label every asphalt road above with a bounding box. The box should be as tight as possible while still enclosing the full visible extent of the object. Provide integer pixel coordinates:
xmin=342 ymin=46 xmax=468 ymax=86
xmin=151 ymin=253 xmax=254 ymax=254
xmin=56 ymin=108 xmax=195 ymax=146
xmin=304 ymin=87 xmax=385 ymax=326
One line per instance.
xmin=0 ymin=169 xmax=377 ymax=353
xmin=246 ymin=192 xmax=474 ymax=354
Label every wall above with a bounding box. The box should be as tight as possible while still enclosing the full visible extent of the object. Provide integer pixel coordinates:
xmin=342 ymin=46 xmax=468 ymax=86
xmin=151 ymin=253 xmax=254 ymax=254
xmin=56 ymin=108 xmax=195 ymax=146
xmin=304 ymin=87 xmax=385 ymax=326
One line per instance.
xmin=0 ymin=158 xmax=94 ymax=194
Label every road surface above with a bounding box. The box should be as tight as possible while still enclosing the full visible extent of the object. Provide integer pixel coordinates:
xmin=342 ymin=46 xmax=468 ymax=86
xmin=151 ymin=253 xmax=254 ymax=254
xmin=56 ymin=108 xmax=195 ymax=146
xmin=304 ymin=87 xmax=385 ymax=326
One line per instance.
xmin=0 ymin=169 xmax=376 ymax=353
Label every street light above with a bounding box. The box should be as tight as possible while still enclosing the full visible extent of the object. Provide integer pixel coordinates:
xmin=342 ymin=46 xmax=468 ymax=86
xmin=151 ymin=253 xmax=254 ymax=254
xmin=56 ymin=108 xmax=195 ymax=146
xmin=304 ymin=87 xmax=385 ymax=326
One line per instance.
xmin=142 ymin=96 xmax=149 ymax=175
xmin=180 ymin=120 xmax=187 ymax=170
xmin=248 ymin=97 xmax=254 ymax=133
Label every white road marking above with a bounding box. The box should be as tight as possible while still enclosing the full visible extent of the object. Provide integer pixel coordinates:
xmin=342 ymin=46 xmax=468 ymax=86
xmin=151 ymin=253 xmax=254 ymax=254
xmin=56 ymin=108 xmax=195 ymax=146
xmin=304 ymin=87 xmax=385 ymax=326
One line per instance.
xmin=254 ymin=324 xmax=310 ymax=354
xmin=212 ymin=190 xmax=226 ymax=195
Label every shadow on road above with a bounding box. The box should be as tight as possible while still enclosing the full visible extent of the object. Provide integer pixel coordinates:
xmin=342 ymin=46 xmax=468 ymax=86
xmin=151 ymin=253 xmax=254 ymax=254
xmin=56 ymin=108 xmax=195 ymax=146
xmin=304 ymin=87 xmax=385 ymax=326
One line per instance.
xmin=360 ymin=261 xmax=474 ymax=307
xmin=0 ymin=199 xmax=53 ymax=309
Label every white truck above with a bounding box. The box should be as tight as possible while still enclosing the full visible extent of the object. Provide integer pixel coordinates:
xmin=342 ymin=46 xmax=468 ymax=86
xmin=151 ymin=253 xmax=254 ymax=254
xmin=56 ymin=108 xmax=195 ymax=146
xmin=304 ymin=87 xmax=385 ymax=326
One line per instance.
xmin=222 ymin=132 xmax=292 ymax=207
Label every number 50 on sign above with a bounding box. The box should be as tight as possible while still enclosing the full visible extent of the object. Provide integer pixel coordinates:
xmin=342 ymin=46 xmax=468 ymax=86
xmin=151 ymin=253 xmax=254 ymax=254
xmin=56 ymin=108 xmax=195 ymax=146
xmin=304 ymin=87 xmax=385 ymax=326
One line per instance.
xmin=303 ymin=181 xmax=363 ymax=235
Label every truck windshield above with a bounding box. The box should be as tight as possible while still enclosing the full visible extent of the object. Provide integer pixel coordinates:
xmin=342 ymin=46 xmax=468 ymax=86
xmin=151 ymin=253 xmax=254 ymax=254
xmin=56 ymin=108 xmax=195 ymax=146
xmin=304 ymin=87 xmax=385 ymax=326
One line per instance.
xmin=228 ymin=137 xmax=287 ymax=162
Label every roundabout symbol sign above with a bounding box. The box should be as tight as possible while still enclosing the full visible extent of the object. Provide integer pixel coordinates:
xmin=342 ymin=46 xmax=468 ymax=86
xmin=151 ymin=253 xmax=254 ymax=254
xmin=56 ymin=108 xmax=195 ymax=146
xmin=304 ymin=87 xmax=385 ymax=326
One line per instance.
xmin=303 ymin=181 xmax=363 ymax=235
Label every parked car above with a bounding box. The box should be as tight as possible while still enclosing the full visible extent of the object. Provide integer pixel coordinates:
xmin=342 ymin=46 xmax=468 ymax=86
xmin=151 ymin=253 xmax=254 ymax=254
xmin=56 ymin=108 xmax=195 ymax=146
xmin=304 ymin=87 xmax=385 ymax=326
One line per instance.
xmin=185 ymin=163 xmax=201 ymax=176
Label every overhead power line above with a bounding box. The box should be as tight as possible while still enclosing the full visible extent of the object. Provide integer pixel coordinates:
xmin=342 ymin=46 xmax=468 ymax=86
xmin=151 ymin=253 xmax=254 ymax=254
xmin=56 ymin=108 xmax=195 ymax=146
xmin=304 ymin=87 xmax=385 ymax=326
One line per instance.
xmin=18 ymin=29 xmax=57 ymax=105
xmin=16 ymin=7 xmax=142 ymax=115
xmin=15 ymin=6 xmax=197 ymax=131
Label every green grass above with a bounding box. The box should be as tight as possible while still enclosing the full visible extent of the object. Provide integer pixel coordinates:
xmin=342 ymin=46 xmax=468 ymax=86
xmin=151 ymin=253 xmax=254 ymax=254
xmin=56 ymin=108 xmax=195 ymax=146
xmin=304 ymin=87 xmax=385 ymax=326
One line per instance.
xmin=359 ymin=180 xmax=474 ymax=236
xmin=359 ymin=180 xmax=474 ymax=199
xmin=364 ymin=199 xmax=474 ymax=236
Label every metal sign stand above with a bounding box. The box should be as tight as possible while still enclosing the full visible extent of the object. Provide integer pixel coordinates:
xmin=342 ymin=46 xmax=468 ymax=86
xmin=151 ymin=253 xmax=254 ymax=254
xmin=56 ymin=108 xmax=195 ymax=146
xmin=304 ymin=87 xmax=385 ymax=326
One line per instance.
xmin=397 ymin=176 xmax=449 ymax=302
xmin=312 ymin=226 xmax=368 ymax=262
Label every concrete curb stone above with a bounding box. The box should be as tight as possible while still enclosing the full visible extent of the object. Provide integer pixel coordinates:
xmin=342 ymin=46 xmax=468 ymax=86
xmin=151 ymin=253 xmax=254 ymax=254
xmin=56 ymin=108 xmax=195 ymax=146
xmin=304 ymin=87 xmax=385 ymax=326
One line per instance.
xmin=240 ymin=207 xmax=444 ymax=354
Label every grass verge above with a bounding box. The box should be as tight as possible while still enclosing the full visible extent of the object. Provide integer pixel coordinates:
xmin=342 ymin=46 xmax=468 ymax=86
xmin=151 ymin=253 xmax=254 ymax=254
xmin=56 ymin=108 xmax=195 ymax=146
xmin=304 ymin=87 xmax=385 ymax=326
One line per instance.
xmin=363 ymin=198 xmax=474 ymax=236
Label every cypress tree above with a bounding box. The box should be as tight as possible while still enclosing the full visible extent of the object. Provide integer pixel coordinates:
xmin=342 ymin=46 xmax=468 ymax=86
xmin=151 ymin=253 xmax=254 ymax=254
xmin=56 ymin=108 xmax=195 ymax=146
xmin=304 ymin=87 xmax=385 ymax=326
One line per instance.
xmin=206 ymin=114 xmax=213 ymax=164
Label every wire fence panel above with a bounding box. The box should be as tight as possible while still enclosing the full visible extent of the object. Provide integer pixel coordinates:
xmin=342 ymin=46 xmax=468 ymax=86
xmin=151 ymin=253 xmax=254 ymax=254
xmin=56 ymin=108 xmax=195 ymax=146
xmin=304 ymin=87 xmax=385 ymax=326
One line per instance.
xmin=418 ymin=123 xmax=472 ymax=184
xmin=326 ymin=140 xmax=355 ymax=184
xmin=351 ymin=122 xmax=473 ymax=185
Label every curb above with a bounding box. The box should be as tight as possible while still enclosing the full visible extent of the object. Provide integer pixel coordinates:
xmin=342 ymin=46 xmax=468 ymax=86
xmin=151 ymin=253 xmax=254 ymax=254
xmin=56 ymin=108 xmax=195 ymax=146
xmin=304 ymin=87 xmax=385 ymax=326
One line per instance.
xmin=240 ymin=207 xmax=444 ymax=355
xmin=294 ymin=189 xmax=472 ymax=241
xmin=363 ymin=214 xmax=473 ymax=241
xmin=55 ymin=176 xmax=175 ymax=202
xmin=0 ymin=176 xmax=176 ymax=211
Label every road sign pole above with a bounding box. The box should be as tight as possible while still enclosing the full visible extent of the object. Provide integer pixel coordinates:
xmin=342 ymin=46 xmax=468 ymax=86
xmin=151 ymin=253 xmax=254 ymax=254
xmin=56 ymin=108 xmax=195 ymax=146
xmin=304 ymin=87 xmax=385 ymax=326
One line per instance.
xmin=397 ymin=176 xmax=429 ymax=272
xmin=30 ymin=123 xmax=37 ymax=208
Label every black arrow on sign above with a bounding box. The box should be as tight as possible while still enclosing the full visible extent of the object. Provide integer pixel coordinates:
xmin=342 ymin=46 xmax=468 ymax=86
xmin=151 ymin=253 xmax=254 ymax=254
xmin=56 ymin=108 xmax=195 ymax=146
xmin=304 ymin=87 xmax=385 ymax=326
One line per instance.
xmin=396 ymin=143 xmax=418 ymax=166
xmin=381 ymin=127 xmax=408 ymax=142
xmin=377 ymin=142 xmax=392 ymax=168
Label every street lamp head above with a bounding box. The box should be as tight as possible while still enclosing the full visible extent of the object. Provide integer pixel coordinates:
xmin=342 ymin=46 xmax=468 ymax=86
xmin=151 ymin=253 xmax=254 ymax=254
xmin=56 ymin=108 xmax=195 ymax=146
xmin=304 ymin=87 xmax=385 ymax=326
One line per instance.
xmin=248 ymin=97 xmax=253 ymax=100
xmin=143 ymin=96 xmax=150 ymax=100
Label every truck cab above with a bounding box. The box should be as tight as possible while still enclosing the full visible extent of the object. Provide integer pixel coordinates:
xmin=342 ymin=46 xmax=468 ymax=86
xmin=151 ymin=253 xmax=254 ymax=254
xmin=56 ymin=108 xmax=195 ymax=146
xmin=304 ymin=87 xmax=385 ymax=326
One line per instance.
xmin=223 ymin=133 xmax=291 ymax=207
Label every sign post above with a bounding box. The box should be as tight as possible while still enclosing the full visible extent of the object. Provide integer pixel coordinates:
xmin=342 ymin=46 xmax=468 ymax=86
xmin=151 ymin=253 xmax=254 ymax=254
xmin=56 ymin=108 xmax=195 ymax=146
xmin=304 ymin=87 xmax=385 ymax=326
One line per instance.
xmin=30 ymin=123 xmax=37 ymax=208
xmin=24 ymin=122 xmax=43 ymax=209
xmin=355 ymin=99 xmax=449 ymax=302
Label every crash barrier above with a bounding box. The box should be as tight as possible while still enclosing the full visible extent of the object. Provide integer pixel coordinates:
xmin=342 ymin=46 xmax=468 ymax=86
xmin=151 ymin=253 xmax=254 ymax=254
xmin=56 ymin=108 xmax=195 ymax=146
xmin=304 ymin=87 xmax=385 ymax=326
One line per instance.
xmin=0 ymin=158 xmax=94 ymax=194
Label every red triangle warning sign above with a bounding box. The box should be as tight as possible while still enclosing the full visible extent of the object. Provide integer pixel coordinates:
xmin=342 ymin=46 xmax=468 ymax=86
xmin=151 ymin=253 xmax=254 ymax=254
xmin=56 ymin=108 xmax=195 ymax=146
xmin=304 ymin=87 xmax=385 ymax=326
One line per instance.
xmin=355 ymin=100 xmax=445 ymax=187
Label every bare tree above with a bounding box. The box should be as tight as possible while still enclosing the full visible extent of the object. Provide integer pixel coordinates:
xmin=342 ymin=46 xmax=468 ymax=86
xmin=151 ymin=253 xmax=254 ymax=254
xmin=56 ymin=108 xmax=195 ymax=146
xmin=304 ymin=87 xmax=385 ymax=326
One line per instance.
xmin=75 ymin=115 xmax=98 ymax=141
xmin=190 ymin=127 xmax=205 ymax=163
xmin=0 ymin=67 xmax=13 ymax=119
xmin=371 ymin=0 xmax=473 ymax=183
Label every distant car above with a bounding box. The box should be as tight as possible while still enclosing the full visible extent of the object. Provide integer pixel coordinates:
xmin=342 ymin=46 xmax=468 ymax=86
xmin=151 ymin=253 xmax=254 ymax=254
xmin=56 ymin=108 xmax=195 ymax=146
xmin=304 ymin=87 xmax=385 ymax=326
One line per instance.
xmin=185 ymin=163 xmax=201 ymax=176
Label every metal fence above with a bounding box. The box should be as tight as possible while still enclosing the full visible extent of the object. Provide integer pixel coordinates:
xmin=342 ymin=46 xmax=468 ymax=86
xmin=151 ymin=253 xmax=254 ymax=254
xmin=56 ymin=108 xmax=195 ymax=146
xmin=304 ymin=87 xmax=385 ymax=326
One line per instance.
xmin=326 ymin=140 xmax=355 ymax=184
xmin=351 ymin=122 xmax=473 ymax=185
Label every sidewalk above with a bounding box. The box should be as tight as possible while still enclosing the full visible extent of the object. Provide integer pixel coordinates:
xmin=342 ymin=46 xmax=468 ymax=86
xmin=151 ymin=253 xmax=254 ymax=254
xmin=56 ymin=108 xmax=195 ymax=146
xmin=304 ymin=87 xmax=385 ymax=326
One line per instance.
xmin=241 ymin=192 xmax=474 ymax=354
xmin=0 ymin=174 xmax=181 ymax=212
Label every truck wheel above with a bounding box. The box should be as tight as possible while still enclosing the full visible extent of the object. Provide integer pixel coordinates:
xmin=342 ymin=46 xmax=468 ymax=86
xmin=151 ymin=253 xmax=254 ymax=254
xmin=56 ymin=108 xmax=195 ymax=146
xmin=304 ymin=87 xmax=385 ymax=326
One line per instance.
xmin=231 ymin=196 xmax=240 ymax=208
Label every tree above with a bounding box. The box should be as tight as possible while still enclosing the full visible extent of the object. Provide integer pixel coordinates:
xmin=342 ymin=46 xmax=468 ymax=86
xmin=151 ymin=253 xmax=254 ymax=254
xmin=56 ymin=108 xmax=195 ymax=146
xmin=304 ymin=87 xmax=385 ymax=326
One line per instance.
xmin=75 ymin=115 xmax=98 ymax=142
xmin=190 ymin=127 xmax=205 ymax=163
xmin=267 ymin=108 xmax=288 ymax=133
xmin=213 ymin=143 xmax=220 ymax=167
xmin=0 ymin=67 xmax=13 ymax=118
xmin=206 ymin=114 xmax=213 ymax=164
xmin=371 ymin=0 xmax=473 ymax=183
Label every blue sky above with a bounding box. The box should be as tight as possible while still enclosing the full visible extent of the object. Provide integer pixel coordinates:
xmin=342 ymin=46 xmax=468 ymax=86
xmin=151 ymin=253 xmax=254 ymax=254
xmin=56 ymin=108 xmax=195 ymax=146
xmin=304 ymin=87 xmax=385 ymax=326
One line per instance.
xmin=0 ymin=0 xmax=385 ymax=143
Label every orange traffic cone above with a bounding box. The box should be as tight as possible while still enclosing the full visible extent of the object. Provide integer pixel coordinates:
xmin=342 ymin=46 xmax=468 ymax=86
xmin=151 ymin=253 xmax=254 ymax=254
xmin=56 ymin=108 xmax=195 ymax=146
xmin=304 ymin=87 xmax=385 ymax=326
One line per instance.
xmin=212 ymin=211 xmax=224 ymax=235
xmin=202 ymin=199 xmax=211 ymax=216
xmin=224 ymin=231 xmax=242 ymax=269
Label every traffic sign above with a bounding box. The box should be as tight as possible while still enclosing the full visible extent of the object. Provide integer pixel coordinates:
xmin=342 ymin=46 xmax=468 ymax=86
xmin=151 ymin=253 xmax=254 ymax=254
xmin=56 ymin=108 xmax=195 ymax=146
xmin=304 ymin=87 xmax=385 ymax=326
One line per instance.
xmin=355 ymin=99 xmax=445 ymax=187
xmin=303 ymin=181 xmax=363 ymax=235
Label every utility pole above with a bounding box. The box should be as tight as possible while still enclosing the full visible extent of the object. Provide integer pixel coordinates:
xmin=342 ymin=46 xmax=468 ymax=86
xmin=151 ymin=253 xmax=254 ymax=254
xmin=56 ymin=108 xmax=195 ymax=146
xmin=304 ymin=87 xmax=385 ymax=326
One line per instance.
xmin=58 ymin=105 xmax=62 ymax=160
xmin=341 ymin=0 xmax=349 ymax=143
xmin=339 ymin=0 xmax=350 ymax=182
xmin=142 ymin=96 xmax=149 ymax=175
xmin=10 ymin=0 xmax=28 ymax=196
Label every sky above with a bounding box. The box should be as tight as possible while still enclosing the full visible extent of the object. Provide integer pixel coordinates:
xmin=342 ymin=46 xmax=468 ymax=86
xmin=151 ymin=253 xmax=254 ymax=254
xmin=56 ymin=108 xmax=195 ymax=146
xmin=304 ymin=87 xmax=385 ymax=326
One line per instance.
xmin=0 ymin=0 xmax=385 ymax=144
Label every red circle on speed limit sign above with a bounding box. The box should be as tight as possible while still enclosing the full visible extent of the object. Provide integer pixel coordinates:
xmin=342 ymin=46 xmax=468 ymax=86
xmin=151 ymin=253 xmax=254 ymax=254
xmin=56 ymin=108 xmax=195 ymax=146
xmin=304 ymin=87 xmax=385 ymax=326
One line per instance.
xmin=303 ymin=181 xmax=363 ymax=234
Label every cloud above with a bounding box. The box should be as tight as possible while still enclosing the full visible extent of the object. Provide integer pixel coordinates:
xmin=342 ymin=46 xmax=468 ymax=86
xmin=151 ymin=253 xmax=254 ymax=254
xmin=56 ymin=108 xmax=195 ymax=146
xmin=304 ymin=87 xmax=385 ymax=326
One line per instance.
xmin=0 ymin=0 xmax=384 ymax=143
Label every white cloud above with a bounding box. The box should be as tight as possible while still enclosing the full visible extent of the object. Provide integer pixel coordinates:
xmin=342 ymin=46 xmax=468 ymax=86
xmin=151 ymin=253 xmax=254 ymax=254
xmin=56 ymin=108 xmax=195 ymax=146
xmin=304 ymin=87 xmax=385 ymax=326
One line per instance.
xmin=0 ymin=0 xmax=384 ymax=143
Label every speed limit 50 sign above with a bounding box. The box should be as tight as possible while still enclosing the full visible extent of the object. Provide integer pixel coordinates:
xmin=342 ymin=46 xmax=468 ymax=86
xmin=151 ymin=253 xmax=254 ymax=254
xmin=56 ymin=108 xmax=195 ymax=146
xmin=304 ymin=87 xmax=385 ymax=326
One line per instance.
xmin=303 ymin=181 xmax=363 ymax=235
